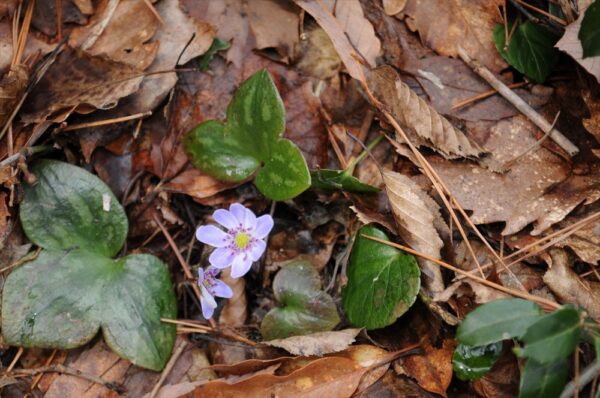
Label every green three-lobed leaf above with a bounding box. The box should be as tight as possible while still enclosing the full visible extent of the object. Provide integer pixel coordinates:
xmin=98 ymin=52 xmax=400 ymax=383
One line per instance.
xmin=342 ymin=226 xmax=421 ymax=330
xmin=184 ymin=69 xmax=311 ymax=201
xmin=260 ymin=260 xmax=340 ymax=340
xmin=2 ymin=160 xmax=177 ymax=371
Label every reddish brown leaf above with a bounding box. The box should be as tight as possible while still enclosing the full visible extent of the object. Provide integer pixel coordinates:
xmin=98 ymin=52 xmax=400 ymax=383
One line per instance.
xmin=248 ymin=0 xmax=300 ymax=63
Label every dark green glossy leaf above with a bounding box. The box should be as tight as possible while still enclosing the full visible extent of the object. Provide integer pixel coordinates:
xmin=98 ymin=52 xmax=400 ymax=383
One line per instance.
xmin=457 ymin=299 xmax=543 ymax=346
xmin=260 ymin=260 xmax=340 ymax=340
xmin=342 ymin=226 xmax=421 ymax=330
xmin=519 ymin=359 xmax=567 ymax=398
xmin=2 ymin=250 xmax=177 ymax=371
xmin=452 ymin=342 xmax=503 ymax=381
xmin=493 ymin=21 xmax=559 ymax=83
xmin=580 ymin=0 xmax=600 ymax=58
xmin=311 ymin=169 xmax=380 ymax=193
xmin=184 ymin=69 xmax=310 ymax=200
xmin=197 ymin=37 xmax=230 ymax=71
xmin=20 ymin=160 xmax=127 ymax=258
xmin=518 ymin=306 xmax=581 ymax=364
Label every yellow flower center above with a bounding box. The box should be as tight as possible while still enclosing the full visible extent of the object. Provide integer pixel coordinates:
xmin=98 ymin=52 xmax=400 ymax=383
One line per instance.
xmin=234 ymin=232 xmax=250 ymax=249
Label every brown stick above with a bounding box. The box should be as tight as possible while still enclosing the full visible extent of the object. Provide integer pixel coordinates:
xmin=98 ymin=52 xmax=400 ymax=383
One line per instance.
xmin=451 ymin=82 xmax=528 ymax=110
xmin=457 ymin=47 xmax=579 ymax=156
xmin=15 ymin=364 xmax=126 ymax=394
xmin=60 ymin=112 xmax=152 ymax=132
xmin=149 ymin=339 xmax=188 ymax=398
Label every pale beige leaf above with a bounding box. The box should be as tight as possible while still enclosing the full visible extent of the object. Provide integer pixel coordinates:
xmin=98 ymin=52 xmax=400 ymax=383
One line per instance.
xmin=264 ymin=328 xmax=361 ymax=356
xmin=556 ymin=2 xmax=600 ymax=83
xmin=383 ymin=170 xmax=444 ymax=294
xmin=294 ymin=0 xmax=367 ymax=81
xmin=368 ymin=66 xmax=483 ymax=159
xmin=319 ymin=0 xmax=381 ymax=67
xmin=544 ymin=249 xmax=600 ymax=322
xmin=383 ymin=0 xmax=407 ymax=15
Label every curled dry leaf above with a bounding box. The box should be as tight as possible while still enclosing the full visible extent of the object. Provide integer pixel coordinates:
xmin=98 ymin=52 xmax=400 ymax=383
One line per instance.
xmin=264 ymin=328 xmax=362 ymax=357
xmin=368 ymin=66 xmax=483 ymax=159
xmin=20 ymin=47 xmax=144 ymax=124
xmin=247 ymin=0 xmax=300 ymax=63
xmin=187 ymin=356 xmax=370 ymax=398
xmin=219 ymin=268 xmax=248 ymax=327
xmin=402 ymin=0 xmax=506 ymax=73
xmin=556 ymin=209 xmax=600 ymax=264
xmin=318 ymin=0 xmax=381 ymax=68
xmin=544 ymin=249 xmax=600 ymax=322
xmin=383 ymin=170 xmax=445 ymax=294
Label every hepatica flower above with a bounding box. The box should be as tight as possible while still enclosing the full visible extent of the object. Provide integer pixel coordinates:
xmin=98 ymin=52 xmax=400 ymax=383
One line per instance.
xmin=198 ymin=266 xmax=233 ymax=319
xmin=196 ymin=203 xmax=274 ymax=278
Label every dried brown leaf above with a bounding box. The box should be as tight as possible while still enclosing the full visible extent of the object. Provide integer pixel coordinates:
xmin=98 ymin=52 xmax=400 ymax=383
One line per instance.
xmin=368 ymin=66 xmax=483 ymax=159
xmin=382 ymin=0 xmax=407 ymax=16
xmin=162 ymin=168 xmax=240 ymax=201
xmin=248 ymin=0 xmax=300 ymax=63
xmin=0 ymin=65 xmax=28 ymax=127
xmin=383 ymin=170 xmax=445 ymax=294
xmin=583 ymin=90 xmax=600 ymax=144
xmin=544 ymin=249 xmax=600 ymax=322
xmin=430 ymin=116 xmax=595 ymax=235
xmin=44 ymin=340 xmax=130 ymax=398
xmin=402 ymin=0 xmax=506 ymax=73
xmin=356 ymin=371 xmax=434 ymax=398
xmin=556 ymin=213 xmax=600 ymax=264
xmin=296 ymin=24 xmax=342 ymax=80
xmin=20 ymin=47 xmax=144 ymax=124
xmin=264 ymin=329 xmax=361 ymax=356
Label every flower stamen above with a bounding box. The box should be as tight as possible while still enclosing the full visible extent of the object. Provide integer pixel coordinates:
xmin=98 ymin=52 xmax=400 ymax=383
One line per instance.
xmin=234 ymin=232 xmax=251 ymax=249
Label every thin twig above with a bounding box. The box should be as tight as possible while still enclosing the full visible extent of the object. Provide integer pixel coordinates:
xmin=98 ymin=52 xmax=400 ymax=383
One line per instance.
xmin=457 ymin=47 xmax=578 ymax=156
xmin=514 ymin=0 xmax=567 ymax=25
xmin=60 ymin=111 xmax=152 ymax=132
xmin=451 ymin=82 xmax=528 ymax=110
xmin=14 ymin=364 xmax=126 ymax=394
xmin=29 ymin=349 xmax=57 ymax=393
xmin=6 ymin=347 xmax=24 ymax=374
xmin=149 ymin=339 xmax=188 ymax=398
xmin=363 ymin=234 xmax=560 ymax=310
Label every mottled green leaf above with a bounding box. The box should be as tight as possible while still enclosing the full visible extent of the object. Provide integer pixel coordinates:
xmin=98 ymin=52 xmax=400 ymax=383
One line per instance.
xmin=580 ymin=0 xmax=600 ymax=58
xmin=311 ymin=169 xmax=379 ymax=193
xmin=342 ymin=226 xmax=421 ymax=330
xmin=2 ymin=250 xmax=177 ymax=371
xmin=518 ymin=306 xmax=581 ymax=364
xmin=197 ymin=37 xmax=230 ymax=71
xmin=452 ymin=342 xmax=503 ymax=381
xmin=493 ymin=21 xmax=559 ymax=83
xmin=261 ymin=260 xmax=340 ymax=340
xmin=184 ymin=69 xmax=310 ymax=200
xmin=519 ymin=359 xmax=567 ymax=398
xmin=457 ymin=299 xmax=543 ymax=346
xmin=20 ymin=160 xmax=127 ymax=258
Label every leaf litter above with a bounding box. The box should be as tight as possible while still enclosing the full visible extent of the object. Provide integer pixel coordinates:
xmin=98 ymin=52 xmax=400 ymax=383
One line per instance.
xmin=2 ymin=0 xmax=600 ymax=397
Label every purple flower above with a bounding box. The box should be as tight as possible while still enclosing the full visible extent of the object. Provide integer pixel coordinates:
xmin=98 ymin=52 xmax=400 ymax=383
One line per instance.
xmin=196 ymin=203 xmax=274 ymax=278
xmin=198 ymin=266 xmax=233 ymax=319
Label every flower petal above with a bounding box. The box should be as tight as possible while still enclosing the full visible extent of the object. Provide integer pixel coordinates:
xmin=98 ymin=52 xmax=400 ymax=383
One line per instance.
xmin=209 ymin=247 xmax=236 ymax=268
xmin=231 ymin=254 xmax=252 ymax=278
xmin=213 ymin=209 xmax=238 ymax=230
xmin=249 ymin=239 xmax=266 ymax=261
xmin=229 ymin=203 xmax=246 ymax=226
xmin=200 ymin=297 xmax=215 ymax=319
xmin=197 ymin=267 xmax=205 ymax=282
xmin=212 ymin=279 xmax=233 ymax=298
xmin=254 ymin=215 xmax=274 ymax=239
xmin=200 ymin=284 xmax=217 ymax=319
xmin=196 ymin=225 xmax=229 ymax=247
xmin=244 ymin=208 xmax=257 ymax=230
